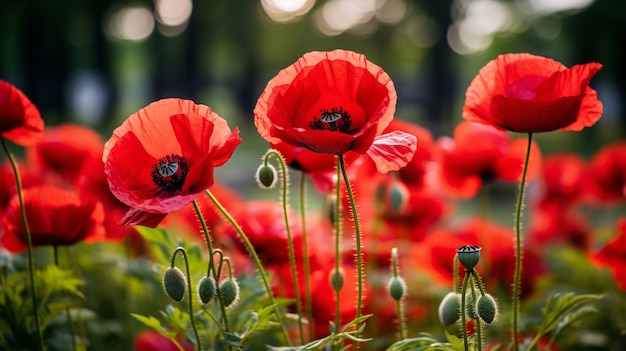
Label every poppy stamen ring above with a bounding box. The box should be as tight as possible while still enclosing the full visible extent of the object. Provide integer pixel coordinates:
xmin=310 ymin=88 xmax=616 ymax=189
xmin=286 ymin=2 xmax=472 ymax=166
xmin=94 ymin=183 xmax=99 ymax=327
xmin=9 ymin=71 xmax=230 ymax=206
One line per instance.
xmin=309 ymin=106 xmax=352 ymax=133
xmin=151 ymin=154 xmax=189 ymax=193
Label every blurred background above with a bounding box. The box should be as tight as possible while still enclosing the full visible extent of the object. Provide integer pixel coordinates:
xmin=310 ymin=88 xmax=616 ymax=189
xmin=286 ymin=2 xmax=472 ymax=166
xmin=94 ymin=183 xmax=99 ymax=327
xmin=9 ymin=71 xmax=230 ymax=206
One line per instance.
xmin=1 ymin=0 xmax=624 ymax=162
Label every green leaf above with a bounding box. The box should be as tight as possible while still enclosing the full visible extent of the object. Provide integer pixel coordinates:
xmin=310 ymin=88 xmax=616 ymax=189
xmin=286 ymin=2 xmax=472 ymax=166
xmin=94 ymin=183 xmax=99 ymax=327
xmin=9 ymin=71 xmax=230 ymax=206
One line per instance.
xmin=386 ymin=332 xmax=459 ymax=351
xmin=536 ymin=292 xmax=603 ymax=339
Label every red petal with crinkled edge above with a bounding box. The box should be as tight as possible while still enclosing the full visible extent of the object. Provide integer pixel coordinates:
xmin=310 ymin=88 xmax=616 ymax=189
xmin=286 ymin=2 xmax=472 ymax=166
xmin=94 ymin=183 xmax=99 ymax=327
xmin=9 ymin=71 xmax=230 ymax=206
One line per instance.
xmin=254 ymin=49 xmax=396 ymax=154
xmin=103 ymin=98 xmax=241 ymax=215
xmin=0 ymin=80 xmax=44 ymax=146
xmin=462 ymin=53 xmax=602 ymax=133
xmin=366 ymin=130 xmax=417 ymax=173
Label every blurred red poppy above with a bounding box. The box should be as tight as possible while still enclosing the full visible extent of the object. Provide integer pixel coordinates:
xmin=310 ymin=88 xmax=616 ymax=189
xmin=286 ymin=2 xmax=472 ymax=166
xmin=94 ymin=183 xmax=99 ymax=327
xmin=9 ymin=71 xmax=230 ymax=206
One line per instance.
xmin=0 ymin=80 xmax=44 ymax=146
xmin=0 ymin=185 xmax=105 ymax=252
xmin=254 ymin=49 xmax=416 ymax=173
xmin=134 ymin=330 xmax=194 ymax=351
xmin=438 ymin=122 xmax=541 ymax=198
xmin=463 ymin=53 xmax=602 ymax=133
xmin=592 ymin=218 xmax=626 ymax=291
xmin=586 ymin=141 xmax=626 ymax=205
xmin=102 ymin=98 xmax=241 ymax=227
xmin=27 ymin=123 xmax=104 ymax=185
xmin=536 ymin=153 xmax=588 ymax=209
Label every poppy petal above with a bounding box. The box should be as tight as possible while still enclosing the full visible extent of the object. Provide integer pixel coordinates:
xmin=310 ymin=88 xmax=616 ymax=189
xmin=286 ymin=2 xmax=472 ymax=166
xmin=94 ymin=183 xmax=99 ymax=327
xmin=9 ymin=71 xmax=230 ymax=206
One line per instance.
xmin=366 ymin=130 xmax=417 ymax=173
xmin=120 ymin=207 xmax=168 ymax=228
xmin=0 ymin=80 xmax=44 ymax=146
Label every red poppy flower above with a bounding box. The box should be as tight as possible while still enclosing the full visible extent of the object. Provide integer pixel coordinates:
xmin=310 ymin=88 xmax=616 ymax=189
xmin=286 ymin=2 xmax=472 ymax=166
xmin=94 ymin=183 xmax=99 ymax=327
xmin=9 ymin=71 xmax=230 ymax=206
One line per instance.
xmin=0 ymin=80 xmax=44 ymax=146
xmin=463 ymin=53 xmax=602 ymax=133
xmin=102 ymin=98 xmax=241 ymax=227
xmin=586 ymin=141 xmax=626 ymax=205
xmin=134 ymin=330 xmax=194 ymax=351
xmin=0 ymin=185 xmax=105 ymax=253
xmin=438 ymin=121 xmax=541 ymax=198
xmin=254 ymin=49 xmax=416 ymax=173
xmin=528 ymin=206 xmax=591 ymax=252
xmin=592 ymin=218 xmax=626 ymax=291
xmin=27 ymin=123 xmax=104 ymax=185
xmin=536 ymin=153 xmax=588 ymax=209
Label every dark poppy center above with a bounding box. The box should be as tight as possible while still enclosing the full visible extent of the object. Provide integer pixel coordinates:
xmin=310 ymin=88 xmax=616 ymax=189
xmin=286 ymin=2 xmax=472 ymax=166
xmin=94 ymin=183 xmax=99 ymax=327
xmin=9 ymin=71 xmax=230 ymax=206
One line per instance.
xmin=151 ymin=154 xmax=189 ymax=193
xmin=309 ymin=106 xmax=353 ymax=133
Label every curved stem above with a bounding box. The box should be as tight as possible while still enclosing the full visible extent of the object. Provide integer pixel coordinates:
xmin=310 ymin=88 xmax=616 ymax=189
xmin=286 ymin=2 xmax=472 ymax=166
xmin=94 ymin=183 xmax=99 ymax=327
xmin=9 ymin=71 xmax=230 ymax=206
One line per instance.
xmin=53 ymin=246 xmax=77 ymax=351
xmin=299 ymin=172 xmax=314 ymax=341
xmin=264 ymin=150 xmax=304 ymax=344
xmin=204 ymin=189 xmax=291 ymax=346
xmin=192 ymin=200 xmax=230 ymax=335
xmin=512 ymin=133 xmax=533 ymax=351
xmin=453 ymin=254 xmax=460 ymax=292
xmin=460 ymin=272 xmax=471 ymax=351
xmin=171 ymin=247 xmax=201 ymax=351
xmin=1 ymin=137 xmax=45 ymax=350
xmin=338 ymin=155 xmax=364 ymax=338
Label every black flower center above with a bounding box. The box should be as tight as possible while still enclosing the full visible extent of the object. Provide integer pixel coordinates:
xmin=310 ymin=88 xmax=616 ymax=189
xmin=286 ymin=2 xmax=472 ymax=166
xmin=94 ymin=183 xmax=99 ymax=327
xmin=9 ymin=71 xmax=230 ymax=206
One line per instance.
xmin=151 ymin=154 xmax=189 ymax=193
xmin=309 ymin=106 xmax=352 ymax=133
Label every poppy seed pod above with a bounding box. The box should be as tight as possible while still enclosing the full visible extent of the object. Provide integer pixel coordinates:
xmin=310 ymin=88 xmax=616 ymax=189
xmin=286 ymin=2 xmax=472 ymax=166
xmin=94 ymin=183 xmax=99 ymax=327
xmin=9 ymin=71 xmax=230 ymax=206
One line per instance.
xmin=465 ymin=289 xmax=479 ymax=320
xmin=197 ymin=276 xmax=217 ymax=305
xmin=438 ymin=292 xmax=461 ymax=327
xmin=220 ymin=278 xmax=240 ymax=308
xmin=456 ymin=245 xmax=482 ymax=271
xmin=388 ymin=181 xmax=409 ymax=213
xmin=256 ymin=164 xmax=277 ymax=189
xmin=163 ymin=267 xmax=187 ymax=302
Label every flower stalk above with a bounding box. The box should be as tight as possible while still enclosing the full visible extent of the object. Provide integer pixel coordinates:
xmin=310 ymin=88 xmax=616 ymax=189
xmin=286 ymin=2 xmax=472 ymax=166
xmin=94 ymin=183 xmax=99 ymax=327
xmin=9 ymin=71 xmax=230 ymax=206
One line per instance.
xmin=261 ymin=149 xmax=305 ymax=344
xmin=1 ymin=137 xmax=45 ymax=351
xmin=204 ymin=189 xmax=291 ymax=346
xmin=170 ymin=247 xmax=201 ymax=351
xmin=512 ymin=133 xmax=533 ymax=351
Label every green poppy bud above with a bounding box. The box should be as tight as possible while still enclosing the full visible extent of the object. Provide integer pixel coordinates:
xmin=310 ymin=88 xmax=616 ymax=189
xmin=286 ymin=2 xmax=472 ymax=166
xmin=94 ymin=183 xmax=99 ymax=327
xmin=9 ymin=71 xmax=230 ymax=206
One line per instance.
xmin=388 ymin=276 xmax=406 ymax=301
xmin=256 ymin=164 xmax=277 ymax=189
xmin=330 ymin=268 xmax=344 ymax=292
xmin=476 ymin=294 xmax=498 ymax=324
xmin=438 ymin=292 xmax=461 ymax=327
xmin=220 ymin=278 xmax=240 ymax=308
xmin=388 ymin=182 xmax=409 ymax=213
xmin=163 ymin=267 xmax=187 ymax=302
xmin=197 ymin=276 xmax=217 ymax=305
xmin=456 ymin=245 xmax=481 ymax=271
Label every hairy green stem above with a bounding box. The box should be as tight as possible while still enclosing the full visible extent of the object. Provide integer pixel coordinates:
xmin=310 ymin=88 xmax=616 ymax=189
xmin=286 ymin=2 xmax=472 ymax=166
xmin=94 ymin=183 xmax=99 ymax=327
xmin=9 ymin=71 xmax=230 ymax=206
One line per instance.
xmin=512 ymin=133 xmax=533 ymax=351
xmin=263 ymin=150 xmax=305 ymax=344
xmin=469 ymin=274 xmax=482 ymax=351
xmin=338 ymin=154 xmax=364 ymax=345
xmin=204 ymin=189 xmax=291 ymax=346
xmin=460 ymin=272 xmax=471 ymax=351
xmin=171 ymin=247 xmax=201 ymax=351
xmin=299 ymin=172 xmax=314 ymax=341
xmin=1 ymin=137 xmax=45 ymax=350
xmin=192 ymin=200 xmax=230 ymax=337
xmin=391 ymin=248 xmax=406 ymax=340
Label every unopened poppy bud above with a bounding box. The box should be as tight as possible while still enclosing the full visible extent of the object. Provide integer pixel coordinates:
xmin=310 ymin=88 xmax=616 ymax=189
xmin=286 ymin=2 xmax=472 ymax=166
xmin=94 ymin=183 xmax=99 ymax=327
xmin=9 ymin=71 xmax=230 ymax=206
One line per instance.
xmin=256 ymin=164 xmax=277 ymax=189
xmin=197 ymin=276 xmax=217 ymax=305
xmin=163 ymin=267 xmax=187 ymax=302
xmin=456 ymin=245 xmax=481 ymax=271
xmin=220 ymin=278 xmax=240 ymax=308
xmin=438 ymin=292 xmax=461 ymax=327
xmin=388 ymin=182 xmax=409 ymax=212
xmin=476 ymin=294 xmax=498 ymax=324
xmin=330 ymin=269 xmax=344 ymax=292
xmin=388 ymin=276 xmax=406 ymax=301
